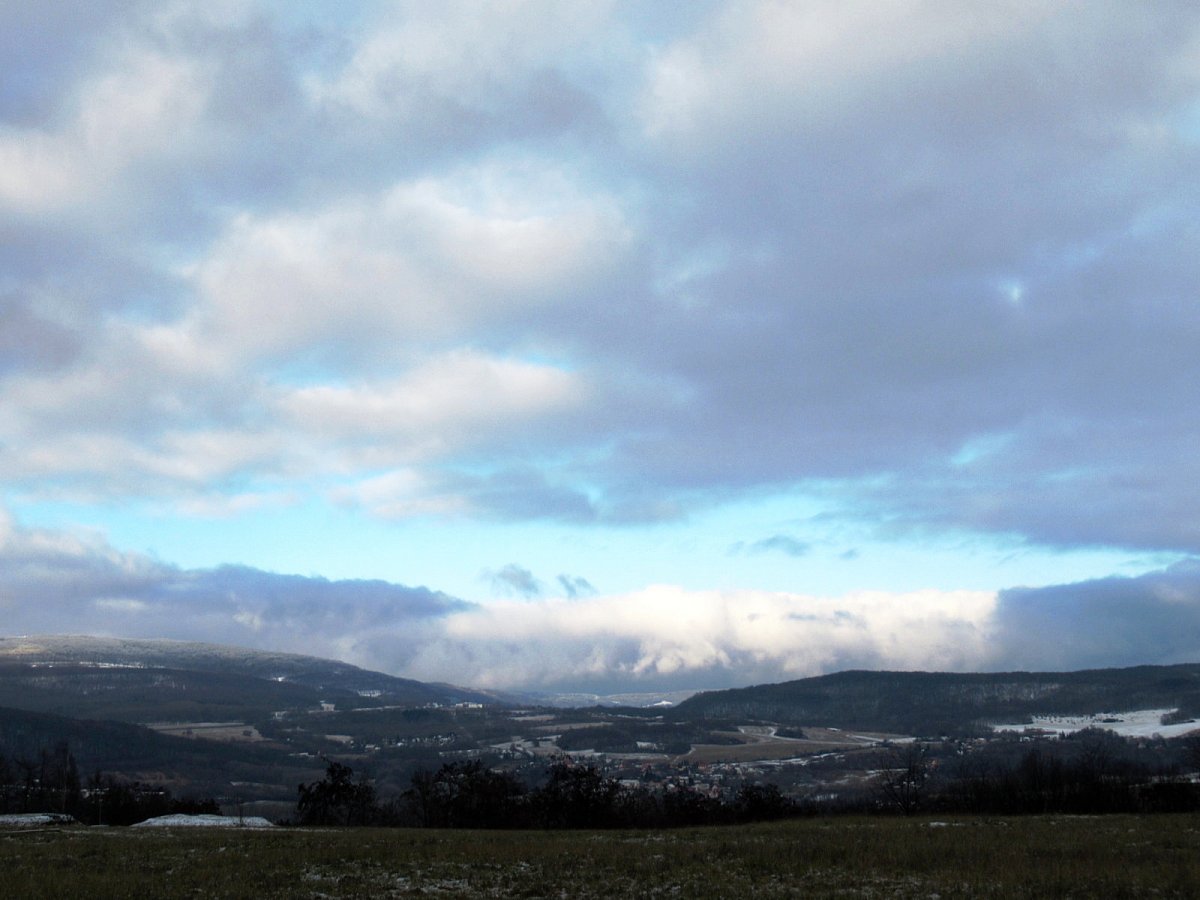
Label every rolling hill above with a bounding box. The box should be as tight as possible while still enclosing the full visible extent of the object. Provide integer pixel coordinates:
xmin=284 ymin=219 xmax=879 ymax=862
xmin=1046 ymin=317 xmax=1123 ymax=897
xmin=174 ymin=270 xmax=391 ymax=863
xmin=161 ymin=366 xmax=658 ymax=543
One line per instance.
xmin=0 ymin=704 xmax=322 ymax=799
xmin=0 ymin=635 xmax=496 ymax=722
xmin=672 ymin=665 xmax=1200 ymax=736
xmin=0 ymin=635 xmax=505 ymax=802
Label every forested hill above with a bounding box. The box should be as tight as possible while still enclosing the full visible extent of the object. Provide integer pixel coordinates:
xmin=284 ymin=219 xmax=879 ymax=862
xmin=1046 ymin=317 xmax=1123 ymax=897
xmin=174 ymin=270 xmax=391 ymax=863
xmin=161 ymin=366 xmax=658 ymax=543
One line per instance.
xmin=0 ymin=704 xmax=322 ymax=796
xmin=0 ymin=635 xmax=497 ymax=721
xmin=671 ymin=664 xmax=1200 ymax=736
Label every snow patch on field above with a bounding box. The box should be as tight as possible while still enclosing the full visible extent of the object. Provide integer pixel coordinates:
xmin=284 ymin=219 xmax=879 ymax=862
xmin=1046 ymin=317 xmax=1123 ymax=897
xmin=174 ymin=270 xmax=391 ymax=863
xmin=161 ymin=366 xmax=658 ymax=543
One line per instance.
xmin=990 ymin=709 xmax=1200 ymax=738
xmin=132 ymin=814 xmax=274 ymax=828
xmin=0 ymin=813 xmax=76 ymax=827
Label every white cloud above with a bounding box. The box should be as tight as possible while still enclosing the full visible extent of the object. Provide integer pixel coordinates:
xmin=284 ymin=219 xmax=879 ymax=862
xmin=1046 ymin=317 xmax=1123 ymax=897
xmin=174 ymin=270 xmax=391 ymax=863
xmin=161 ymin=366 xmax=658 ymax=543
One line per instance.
xmin=405 ymin=585 xmax=998 ymax=689
xmin=330 ymin=469 xmax=470 ymax=519
xmin=0 ymin=41 xmax=212 ymax=216
xmin=0 ymin=132 xmax=78 ymax=212
xmin=280 ymin=350 xmax=582 ymax=453
xmin=94 ymin=598 xmax=149 ymax=614
xmin=183 ymin=164 xmax=630 ymax=366
xmin=639 ymin=1 xmax=1083 ymax=151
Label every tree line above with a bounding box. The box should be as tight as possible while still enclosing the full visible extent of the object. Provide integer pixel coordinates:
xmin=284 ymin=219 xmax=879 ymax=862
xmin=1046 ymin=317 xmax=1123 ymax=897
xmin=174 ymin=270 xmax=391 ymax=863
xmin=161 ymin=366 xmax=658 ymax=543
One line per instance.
xmin=295 ymin=758 xmax=799 ymax=828
xmin=297 ymin=731 xmax=1200 ymax=828
xmin=872 ymin=730 xmax=1200 ymax=816
xmin=0 ymin=742 xmax=219 ymax=825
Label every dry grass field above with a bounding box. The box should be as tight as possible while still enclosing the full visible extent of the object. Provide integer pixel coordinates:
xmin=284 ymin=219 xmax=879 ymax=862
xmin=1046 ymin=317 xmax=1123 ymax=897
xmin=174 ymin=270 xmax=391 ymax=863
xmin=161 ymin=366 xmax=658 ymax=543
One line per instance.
xmin=3 ymin=814 xmax=1200 ymax=898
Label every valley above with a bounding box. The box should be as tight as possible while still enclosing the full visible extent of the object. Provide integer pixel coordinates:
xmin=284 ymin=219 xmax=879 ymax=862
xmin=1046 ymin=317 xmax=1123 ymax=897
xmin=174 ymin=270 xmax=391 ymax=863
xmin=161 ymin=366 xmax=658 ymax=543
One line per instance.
xmin=1 ymin=635 xmax=1199 ymax=821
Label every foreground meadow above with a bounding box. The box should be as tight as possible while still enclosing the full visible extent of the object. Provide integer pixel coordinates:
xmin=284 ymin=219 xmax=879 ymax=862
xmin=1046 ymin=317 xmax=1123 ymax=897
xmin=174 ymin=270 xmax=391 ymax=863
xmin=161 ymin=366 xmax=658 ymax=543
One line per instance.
xmin=3 ymin=814 xmax=1199 ymax=898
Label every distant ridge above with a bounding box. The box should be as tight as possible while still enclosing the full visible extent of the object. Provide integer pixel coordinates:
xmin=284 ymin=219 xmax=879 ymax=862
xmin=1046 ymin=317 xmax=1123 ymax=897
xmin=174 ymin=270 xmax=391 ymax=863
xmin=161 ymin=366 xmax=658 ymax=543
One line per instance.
xmin=0 ymin=634 xmax=499 ymax=723
xmin=672 ymin=664 xmax=1200 ymax=737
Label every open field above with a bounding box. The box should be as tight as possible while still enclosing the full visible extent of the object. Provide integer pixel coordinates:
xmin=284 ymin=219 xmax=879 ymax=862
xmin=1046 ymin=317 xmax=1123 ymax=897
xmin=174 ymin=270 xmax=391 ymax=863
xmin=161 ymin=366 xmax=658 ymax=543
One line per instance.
xmin=3 ymin=815 xmax=1200 ymax=898
xmin=679 ymin=724 xmax=906 ymax=765
xmin=145 ymin=722 xmax=270 ymax=744
xmin=684 ymin=740 xmax=868 ymax=764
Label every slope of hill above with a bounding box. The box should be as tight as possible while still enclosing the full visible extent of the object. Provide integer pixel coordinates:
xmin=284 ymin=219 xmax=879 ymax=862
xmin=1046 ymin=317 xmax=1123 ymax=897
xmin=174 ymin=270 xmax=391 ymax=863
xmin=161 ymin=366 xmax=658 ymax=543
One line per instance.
xmin=672 ymin=664 xmax=1200 ymax=736
xmin=0 ymin=635 xmax=510 ymax=802
xmin=0 ymin=635 xmax=496 ymax=722
xmin=0 ymin=705 xmax=323 ymax=800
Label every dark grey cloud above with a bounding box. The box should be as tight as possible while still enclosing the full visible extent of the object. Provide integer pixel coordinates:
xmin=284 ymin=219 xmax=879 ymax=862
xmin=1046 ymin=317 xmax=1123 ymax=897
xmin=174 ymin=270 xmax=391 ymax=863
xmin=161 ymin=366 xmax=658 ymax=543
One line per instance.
xmin=539 ymin=4 xmax=1200 ymax=553
xmin=0 ymin=513 xmax=470 ymax=668
xmin=989 ymin=562 xmax=1200 ymax=671
xmin=0 ymin=293 xmax=82 ymax=375
xmin=456 ymin=469 xmax=601 ymax=524
xmin=0 ymin=1 xmax=141 ymax=123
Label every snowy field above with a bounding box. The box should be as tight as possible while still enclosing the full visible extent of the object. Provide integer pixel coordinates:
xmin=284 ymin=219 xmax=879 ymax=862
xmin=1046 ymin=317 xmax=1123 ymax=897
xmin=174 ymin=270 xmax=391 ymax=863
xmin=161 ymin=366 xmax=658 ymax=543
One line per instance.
xmin=990 ymin=709 xmax=1200 ymax=738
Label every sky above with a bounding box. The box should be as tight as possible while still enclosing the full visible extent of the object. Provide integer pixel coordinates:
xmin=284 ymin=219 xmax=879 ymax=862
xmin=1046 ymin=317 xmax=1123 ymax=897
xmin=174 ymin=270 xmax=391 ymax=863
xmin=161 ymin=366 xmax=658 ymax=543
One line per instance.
xmin=2 ymin=1 xmax=1200 ymax=694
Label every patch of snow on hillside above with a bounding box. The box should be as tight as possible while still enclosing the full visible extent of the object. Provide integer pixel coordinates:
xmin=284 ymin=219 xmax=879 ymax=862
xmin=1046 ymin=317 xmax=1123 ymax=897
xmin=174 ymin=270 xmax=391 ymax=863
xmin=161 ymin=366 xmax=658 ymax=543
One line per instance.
xmin=132 ymin=814 xmax=274 ymax=828
xmin=990 ymin=709 xmax=1200 ymax=738
xmin=0 ymin=813 xmax=76 ymax=827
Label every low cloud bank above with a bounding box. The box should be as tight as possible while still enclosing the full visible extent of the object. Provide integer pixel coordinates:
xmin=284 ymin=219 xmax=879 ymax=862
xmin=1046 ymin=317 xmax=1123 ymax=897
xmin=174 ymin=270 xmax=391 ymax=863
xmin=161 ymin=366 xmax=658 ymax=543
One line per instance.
xmin=0 ymin=512 xmax=468 ymax=669
xmin=2 ymin=514 xmax=1198 ymax=691
xmin=403 ymin=586 xmax=998 ymax=692
xmin=990 ymin=562 xmax=1200 ymax=672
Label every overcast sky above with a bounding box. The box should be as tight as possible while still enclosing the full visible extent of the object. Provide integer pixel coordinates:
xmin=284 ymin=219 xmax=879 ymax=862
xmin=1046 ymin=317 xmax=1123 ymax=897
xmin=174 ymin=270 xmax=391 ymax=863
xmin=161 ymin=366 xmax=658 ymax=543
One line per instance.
xmin=3 ymin=1 xmax=1199 ymax=692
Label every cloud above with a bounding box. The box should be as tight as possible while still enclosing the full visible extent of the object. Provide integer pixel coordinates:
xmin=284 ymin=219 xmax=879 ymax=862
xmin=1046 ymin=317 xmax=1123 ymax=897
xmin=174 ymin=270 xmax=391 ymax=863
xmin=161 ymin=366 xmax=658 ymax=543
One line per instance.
xmin=608 ymin=3 xmax=1200 ymax=552
xmin=398 ymin=565 xmax=1200 ymax=690
xmin=557 ymin=574 xmax=597 ymax=599
xmin=0 ymin=10 xmax=240 ymax=220
xmin=0 ymin=510 xmax=469 ymax=669
xmin=0 ymin=291 xmax=83 ymax=375
xmin=405 ymin=584 xmax=999 ymax=692
xmin=987 ymin=562 xmax=1200 ymax=671
xmin=486 ymin=564 xmax=543 ymax=599
xmin=3 ymin=511 xmax=1199 ymax=691
xmin=278 ymin=351 xmax=584 ymax=458
xmin=183 ymin=164 xmax=631 ymax=369
xmin=309 ymin=0 xmax=615 ymax=134
xmin=730 ymin=534 xmax=810 ymax=558
xmin=2 ymin=2 xmax=1200 ymax=565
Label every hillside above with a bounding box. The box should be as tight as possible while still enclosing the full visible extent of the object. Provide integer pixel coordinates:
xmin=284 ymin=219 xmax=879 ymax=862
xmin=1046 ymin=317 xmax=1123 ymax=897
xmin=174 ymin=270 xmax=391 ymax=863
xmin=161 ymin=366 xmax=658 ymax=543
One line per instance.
xmin=0 ymin=635 xmax=506 ymax=802
xmin=0 ymin=635 xmax=496 ymax=722
xmin=0 ymin=705 xmax=322 ymax=800
xmin=672 ymin=664 xmax=1200 ymax=736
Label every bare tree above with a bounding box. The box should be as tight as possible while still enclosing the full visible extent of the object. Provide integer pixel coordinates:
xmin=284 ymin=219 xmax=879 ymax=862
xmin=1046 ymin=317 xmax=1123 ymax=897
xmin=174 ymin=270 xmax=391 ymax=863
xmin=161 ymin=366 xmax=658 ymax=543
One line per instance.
xmin=874 ymin=743 xmax=931 ymax=815
xmin=1183 ymin=736 xmax=1200 ymax=774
